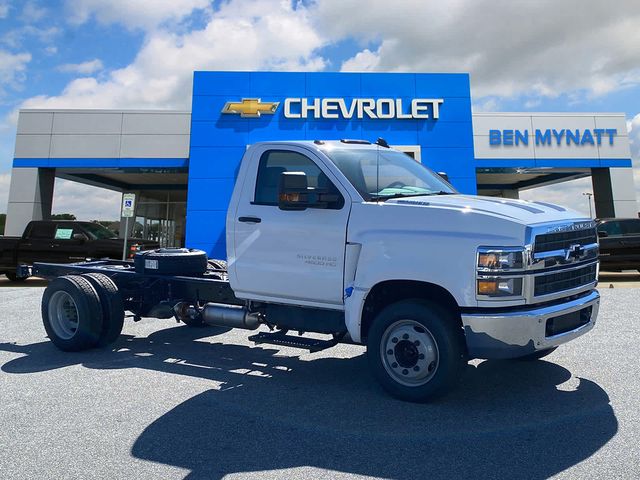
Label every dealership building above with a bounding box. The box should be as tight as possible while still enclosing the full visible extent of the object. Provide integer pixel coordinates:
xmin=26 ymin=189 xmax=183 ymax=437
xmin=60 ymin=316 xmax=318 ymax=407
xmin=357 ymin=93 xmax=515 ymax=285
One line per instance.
xmin=5 ymin=71 xmax=638 ymax=259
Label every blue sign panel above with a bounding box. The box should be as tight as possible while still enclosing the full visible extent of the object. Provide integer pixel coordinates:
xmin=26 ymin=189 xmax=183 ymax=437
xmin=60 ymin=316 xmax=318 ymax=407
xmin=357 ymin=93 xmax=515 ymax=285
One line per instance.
xmin=187 ymin=71 xmax=474 ymax=258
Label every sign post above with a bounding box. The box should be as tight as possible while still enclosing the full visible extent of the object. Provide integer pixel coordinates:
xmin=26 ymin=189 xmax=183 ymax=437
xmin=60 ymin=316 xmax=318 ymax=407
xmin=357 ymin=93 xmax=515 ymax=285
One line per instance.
xmin=121 ymin=193 xmax=136 ymax=261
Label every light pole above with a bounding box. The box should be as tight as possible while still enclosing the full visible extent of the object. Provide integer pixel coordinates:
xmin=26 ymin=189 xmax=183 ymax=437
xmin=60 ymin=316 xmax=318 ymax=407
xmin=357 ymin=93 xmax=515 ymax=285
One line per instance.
xmin=582 ymin=192 xmax=593 ymax=218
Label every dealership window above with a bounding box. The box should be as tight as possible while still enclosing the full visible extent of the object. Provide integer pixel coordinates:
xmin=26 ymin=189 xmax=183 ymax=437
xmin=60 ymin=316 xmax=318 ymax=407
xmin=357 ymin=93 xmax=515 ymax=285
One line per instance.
xmin=131 ymin=190 xmax=187 ymax=248
xmin=392 ymin=145 xmax=422 ymax=162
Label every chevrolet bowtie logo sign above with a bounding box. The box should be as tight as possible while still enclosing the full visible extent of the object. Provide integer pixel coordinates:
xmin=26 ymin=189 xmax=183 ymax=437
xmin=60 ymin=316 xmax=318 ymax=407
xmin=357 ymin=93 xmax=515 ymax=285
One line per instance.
xmin=221 ymin=98 xmax=280 ymax=118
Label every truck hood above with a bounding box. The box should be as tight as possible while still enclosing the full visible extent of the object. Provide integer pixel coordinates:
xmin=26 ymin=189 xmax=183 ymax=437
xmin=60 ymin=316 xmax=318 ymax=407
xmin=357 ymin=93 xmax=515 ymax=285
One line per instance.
xmin=386 ymin=194 xmax=588 ymax=226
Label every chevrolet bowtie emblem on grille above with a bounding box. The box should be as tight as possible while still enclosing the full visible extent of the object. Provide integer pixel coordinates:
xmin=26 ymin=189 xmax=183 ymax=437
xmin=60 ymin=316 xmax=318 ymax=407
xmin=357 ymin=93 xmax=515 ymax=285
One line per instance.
xmin=565 ymin=244 xmax=583 ymax=261
xmin=221 ymin=98 xmax=280 ymax=118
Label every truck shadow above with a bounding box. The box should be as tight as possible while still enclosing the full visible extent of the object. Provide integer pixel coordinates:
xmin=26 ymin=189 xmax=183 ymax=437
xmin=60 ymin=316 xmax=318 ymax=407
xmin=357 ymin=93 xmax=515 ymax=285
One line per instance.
xmin=0 ymin=326 xmax=618 ymax=480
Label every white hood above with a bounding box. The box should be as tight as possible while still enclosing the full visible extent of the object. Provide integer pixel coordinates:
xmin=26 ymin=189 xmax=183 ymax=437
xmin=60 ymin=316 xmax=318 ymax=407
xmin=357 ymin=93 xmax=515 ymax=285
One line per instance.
xmin=386 ymin=194 xmax=588 ymax=226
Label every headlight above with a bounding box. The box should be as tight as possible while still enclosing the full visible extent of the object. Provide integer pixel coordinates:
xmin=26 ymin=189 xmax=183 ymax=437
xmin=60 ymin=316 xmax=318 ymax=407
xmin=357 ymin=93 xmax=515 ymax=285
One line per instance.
xmin=477 ymin=277 xmax=523 ymax=297
xmin=477 ymin=247 xmax=524 ymax=272
xmin=477 ymin=247 xmax=525 ymax=299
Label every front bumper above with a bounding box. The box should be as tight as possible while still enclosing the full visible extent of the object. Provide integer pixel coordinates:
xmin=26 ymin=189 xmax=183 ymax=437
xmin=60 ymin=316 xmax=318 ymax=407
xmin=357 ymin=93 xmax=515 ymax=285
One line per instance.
xmin=461 ymin=290 xmax=600 ymax=359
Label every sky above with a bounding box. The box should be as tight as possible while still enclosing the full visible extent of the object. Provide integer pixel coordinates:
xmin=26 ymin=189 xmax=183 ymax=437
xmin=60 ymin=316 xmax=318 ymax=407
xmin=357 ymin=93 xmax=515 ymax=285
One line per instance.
xmin=0 ymin=0 xmax=639 ymax=219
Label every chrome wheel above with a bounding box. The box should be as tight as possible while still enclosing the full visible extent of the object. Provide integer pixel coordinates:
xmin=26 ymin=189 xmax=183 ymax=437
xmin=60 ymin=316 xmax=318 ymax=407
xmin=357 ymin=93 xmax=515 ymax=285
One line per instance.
xmin=380 ymin=319 xmax=439 ymax=387
xmin=47 ymin=290 xmax=80 ymax=340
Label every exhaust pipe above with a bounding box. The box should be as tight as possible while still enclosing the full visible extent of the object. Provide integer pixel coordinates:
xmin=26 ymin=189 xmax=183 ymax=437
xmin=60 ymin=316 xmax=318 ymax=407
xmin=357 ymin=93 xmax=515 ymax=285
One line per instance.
xmin=201 ymin=303 xmax=261 ymax=330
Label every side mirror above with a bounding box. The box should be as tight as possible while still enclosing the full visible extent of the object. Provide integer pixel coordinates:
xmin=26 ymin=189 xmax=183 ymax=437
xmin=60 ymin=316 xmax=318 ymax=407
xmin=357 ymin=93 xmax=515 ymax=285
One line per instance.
xmin=278 ymin=172 xmax=309 ymax=211
xmin=73 ymin=233 xmax=88 ymax=242
xmin=437 ymin=171 xmax=449 ymax=182
xmin=597 ymin=230 xmax=608 ymax=238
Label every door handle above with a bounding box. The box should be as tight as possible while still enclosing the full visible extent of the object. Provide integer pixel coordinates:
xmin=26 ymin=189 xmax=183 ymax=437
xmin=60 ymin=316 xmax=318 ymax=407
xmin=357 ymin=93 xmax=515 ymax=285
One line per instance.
xmin=238 ymin=216 xmax=261 ymax=224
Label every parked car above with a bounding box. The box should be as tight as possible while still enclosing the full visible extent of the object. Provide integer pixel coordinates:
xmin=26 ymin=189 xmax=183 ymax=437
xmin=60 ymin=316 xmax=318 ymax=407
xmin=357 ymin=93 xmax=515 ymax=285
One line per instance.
xmin=33 ymin=139 xmax=600 ymax=402
xmin=596 ymin=218 xmax=640 ymax=272
xmin=0 ymin=220 xmax=159 ymax=281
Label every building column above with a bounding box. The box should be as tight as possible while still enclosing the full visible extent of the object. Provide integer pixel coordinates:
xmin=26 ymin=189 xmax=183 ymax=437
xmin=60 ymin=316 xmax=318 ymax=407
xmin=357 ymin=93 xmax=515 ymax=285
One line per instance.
xmin=4 ymin=168 xmax=55 ymax=236
xmin=591 ymin=167 xmax=638 ymax=218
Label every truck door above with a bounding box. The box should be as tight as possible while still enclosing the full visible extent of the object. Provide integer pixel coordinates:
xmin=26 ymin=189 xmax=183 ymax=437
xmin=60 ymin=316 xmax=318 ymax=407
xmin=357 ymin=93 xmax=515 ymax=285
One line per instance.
xmin=621 ymin=220 xmax=640 ymax=265
xmin=50 ymin=223 xmax=91 ymax=263
xmin=232 ymin=147 xmax=350 ymax=308
xmin=17 ymin=222 xmax=57 ymax=265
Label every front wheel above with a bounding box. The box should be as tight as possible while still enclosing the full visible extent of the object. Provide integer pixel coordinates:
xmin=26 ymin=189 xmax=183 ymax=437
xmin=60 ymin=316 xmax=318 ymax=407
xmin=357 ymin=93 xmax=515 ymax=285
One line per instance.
xmin=367 ymin=300 xmax=466 ymax=402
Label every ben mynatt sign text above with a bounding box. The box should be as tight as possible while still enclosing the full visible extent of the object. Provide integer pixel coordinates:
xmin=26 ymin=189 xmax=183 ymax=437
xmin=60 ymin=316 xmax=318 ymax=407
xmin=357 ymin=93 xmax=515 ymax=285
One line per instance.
xmin=489 ymin=128 xmax=617 ymax=146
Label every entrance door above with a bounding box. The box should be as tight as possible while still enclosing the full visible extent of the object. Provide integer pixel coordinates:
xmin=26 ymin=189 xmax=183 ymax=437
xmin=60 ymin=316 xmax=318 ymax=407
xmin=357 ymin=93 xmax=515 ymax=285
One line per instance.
xmin=232 ymin=147 xmax=350 ymax=308
xmin=132 ymin=191 xmax=186 ymax=247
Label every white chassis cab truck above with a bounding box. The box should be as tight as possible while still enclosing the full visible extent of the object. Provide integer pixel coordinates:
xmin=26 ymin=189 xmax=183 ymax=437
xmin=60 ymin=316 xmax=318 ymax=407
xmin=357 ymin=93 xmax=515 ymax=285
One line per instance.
xmin=34 ymin=139 xmax=600 ymax=402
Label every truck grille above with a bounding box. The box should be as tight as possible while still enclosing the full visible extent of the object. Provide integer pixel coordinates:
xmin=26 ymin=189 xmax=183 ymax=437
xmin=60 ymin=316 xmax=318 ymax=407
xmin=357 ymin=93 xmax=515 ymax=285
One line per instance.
xmin=534 ymin=263 xmax=597 ymax=297
xmin=534 ymin=228 xmax=597 ymax=254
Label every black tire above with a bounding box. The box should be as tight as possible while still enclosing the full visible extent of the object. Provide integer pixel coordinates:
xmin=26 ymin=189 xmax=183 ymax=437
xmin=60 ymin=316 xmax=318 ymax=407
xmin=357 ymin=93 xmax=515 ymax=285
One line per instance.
xmin=41 ymin=275 xmax=103 ymax=351
xmin=81 ymin=273 xmax=125 ymax=346
xmin=134 ymin=248 xmax=208 ymax=276
xmin=366 ymin=299 xmax=466 ymax=402
xmin=515 ymin=347 xmax=558 ymax=361
xmin=5 ymin=272 xmax=27 ymax=282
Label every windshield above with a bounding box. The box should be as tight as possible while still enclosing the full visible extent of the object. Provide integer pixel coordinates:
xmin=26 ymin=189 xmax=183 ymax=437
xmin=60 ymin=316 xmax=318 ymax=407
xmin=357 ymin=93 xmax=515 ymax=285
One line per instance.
xmin=81 ymin=222 xmax=118 ymax=240
xmin=323 ymin=147 xmax=457 ymax=201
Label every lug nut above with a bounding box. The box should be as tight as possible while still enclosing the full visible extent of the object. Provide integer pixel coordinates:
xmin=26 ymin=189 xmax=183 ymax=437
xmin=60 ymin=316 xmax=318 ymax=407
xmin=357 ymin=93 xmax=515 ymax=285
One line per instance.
xmin=392 ymin=337 xmax=398 ymax=343
xmin=387 ymin=349 xmax=393 ymax=355
xmin=392 ymin=362 xmax=398 ymax=368
xmin=413 ymin=366 xmax=420 ymax=371
xmin=414 ymin=340 xmax=420 ymax=346
xmin=402 ymin=369 xmax=408 ymax=375
xmin=402 ymin=333 xmax=409 ymax=340
xmin=418 ymin=353 xmax=425 ymax=360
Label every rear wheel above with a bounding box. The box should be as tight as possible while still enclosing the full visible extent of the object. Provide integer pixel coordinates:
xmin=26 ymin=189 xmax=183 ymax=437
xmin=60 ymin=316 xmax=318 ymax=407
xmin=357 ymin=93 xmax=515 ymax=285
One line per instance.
xmin=41 ymin=275 xmax=103 ymax=351
xmin=81 ymin=273 xmax=125 ymax=346
xmin=367 ymin=299 xmax=466 ymax=402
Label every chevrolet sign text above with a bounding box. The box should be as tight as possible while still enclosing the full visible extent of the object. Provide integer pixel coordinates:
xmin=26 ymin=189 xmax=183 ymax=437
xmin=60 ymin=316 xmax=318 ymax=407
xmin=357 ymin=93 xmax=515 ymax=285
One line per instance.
xmin=283 ymin=98 xmax=444 ymax=120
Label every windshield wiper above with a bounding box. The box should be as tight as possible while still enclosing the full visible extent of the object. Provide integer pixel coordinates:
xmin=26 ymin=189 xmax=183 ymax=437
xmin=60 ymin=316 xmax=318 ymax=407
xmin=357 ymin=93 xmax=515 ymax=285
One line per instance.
xmin=369 ymin=191 xmax=455 ymax=201
xmin=368 ymin=193 xmax=429 ymax=202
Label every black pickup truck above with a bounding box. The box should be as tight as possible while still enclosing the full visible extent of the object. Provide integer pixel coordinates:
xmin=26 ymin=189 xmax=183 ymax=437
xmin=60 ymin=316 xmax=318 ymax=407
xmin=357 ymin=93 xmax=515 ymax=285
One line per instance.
xmin=596 ymin=218 xmax=640 ymax=272
xmin=0 ymin=221 xmax=158 ymax=281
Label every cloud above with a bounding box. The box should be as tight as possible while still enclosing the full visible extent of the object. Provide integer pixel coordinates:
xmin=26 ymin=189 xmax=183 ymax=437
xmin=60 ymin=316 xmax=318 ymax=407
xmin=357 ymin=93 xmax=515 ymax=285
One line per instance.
xmin=0 ymin=1 xmax=9 ymax=19
xmin=66 ymin=0 xmax=211 ymax=31
xmin=1 ymin=26 xmax=60 ymax=49
xmin=0 ymin=49 xmax=31 ymax=95
xmin=20 ymin=1 xmax=47 ymax=22
xmin=58 ymin=59 xmax=104 ymax=75
xmin=315 ymin=0 xmax=640 ymax=100
xmin=19 ymin=0 xmax=326 ymax=111
xmin=51 ymin=179 xmax=122 ymax=220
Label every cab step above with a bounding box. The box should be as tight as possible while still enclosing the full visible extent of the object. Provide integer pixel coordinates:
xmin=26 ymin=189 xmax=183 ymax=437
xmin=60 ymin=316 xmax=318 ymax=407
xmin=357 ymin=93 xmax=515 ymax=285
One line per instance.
xmin=248 ymin=331 xmax=338 ymax=353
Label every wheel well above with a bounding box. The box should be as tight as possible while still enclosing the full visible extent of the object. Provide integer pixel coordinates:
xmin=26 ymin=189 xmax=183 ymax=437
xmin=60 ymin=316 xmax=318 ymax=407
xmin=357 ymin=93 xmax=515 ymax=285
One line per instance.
xmin=360 ymin=280 xmax=461 ymax=341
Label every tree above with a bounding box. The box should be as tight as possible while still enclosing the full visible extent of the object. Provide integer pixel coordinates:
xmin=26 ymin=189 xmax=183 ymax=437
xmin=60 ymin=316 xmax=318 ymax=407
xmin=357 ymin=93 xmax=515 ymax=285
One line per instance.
xmin=0 ymin=213 xmax=5 ymax=235
xmin=51 ymin=213 xmax=77 ymax=220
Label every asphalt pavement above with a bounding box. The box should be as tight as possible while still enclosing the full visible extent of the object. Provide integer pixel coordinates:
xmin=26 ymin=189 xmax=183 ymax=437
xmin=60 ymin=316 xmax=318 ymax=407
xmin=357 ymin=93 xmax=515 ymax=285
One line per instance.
xmin=0 ymin=284 xmax=638 ymax=479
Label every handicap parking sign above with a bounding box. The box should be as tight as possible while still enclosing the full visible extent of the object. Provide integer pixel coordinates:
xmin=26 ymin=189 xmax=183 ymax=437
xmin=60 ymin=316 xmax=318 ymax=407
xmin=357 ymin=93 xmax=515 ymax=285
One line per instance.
xmin=121 ymin=193 xmax=136 ymax=218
